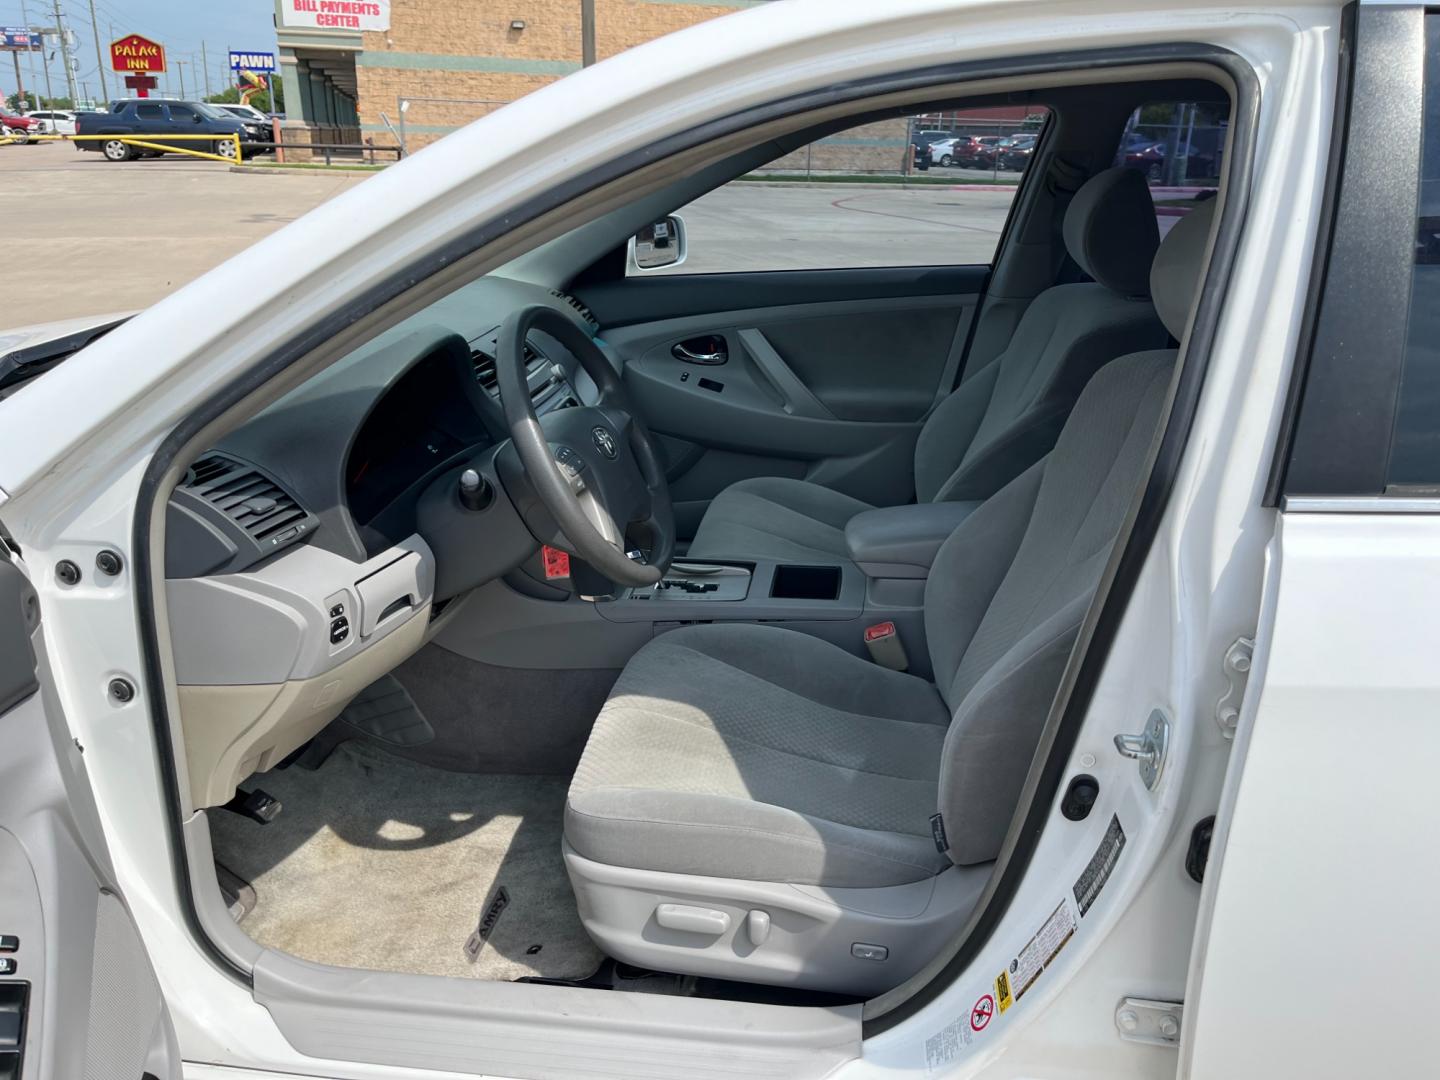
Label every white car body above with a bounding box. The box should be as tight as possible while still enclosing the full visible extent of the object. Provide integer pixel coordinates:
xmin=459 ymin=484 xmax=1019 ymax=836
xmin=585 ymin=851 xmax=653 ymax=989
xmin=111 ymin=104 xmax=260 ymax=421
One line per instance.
xmin=24 ymin=109 xmax=77 ymax=135
xmin=215 ymin=103 xmax=271 ymax=125
xmin=0 ymin=1 xmax=1432 ymax=1078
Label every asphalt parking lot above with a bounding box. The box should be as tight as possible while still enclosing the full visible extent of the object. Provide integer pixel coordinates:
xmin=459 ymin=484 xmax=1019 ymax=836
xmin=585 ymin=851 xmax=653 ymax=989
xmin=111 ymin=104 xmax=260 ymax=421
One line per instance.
xmin=3 ymin=139 xmax=1017 ymax=325
xmin=3 ymin=141 xmax=371 ymax=322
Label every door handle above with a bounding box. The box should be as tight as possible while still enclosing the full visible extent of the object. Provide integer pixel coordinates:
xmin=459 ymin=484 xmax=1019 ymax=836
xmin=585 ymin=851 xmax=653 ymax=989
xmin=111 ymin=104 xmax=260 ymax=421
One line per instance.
xmin=672 ymin=336 xmax=728 ymax=365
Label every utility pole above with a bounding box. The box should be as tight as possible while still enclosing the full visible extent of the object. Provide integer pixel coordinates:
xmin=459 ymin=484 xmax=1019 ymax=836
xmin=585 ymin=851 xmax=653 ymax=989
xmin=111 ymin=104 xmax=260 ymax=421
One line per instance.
xmin=200 ymin=41 xmax=211 ymax=99
xmin=86 ymin=0 xmax=107 ymax=102
xmin=19 ymin=0 xmax=42 ymax=108
xmin=175 ymin=58 xmax=186 ymax=99
xmin=581 ymin=0 xmax=595 ymax=66
xmin=49 ymin=0 xmax=77 ymax=106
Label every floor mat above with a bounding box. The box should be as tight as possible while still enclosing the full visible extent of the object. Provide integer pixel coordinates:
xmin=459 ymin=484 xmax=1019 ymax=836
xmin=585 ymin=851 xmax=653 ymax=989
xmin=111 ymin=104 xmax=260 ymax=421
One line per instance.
xmin=206 ymin=741 xmax=603 ymax=982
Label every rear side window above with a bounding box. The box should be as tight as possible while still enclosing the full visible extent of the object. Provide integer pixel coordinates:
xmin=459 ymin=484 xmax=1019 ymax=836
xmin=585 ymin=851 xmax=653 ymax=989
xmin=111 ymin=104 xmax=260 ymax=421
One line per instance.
xmin=632 ymin=105 xmax=1050 ymax=276
xmin=1388 ymin=16 xmax=1440 ymax=487
xmin=1113 ymin=100 xmax=1229 ymax=234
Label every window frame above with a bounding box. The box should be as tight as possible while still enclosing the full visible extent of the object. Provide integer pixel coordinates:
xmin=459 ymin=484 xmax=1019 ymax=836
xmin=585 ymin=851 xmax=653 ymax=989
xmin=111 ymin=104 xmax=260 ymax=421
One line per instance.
xmin=1270 ymin=3 xmax=1428 ymax=507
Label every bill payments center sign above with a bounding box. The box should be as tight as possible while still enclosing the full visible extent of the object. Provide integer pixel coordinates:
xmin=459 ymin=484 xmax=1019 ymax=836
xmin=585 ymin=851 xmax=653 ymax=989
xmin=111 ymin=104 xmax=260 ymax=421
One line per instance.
xmin=281 ymin=0 xmax=390 ymax=31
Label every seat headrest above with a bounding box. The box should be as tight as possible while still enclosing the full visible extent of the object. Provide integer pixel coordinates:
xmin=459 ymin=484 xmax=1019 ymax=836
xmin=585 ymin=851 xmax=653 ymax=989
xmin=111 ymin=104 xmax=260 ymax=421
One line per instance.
xmin=1065 ymin=167 xmax=1163 ymax=298
xmin=1149 ymin=197 xmax=1217 ymax=339
xmin=1062 ymin=167 xmax=1160 ymax=297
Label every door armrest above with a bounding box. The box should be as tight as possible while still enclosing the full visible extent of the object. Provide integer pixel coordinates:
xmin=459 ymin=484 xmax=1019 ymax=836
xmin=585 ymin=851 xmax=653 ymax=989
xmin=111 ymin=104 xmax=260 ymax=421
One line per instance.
xmin=845 ymin=501 xmax=982 ymax=579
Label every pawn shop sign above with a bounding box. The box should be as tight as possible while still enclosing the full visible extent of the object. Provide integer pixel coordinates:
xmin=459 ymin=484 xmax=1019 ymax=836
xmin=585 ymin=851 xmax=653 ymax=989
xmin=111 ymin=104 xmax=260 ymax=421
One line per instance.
xmin=110 ymin=33 xmax=165 ymax=74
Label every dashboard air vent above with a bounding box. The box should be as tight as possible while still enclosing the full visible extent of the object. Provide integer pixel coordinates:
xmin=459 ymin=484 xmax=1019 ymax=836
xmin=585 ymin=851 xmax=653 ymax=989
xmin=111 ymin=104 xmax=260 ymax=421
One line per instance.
xmin=471 ymin=343 xmax=551 ymax=399
xmin=185 ymin=454 xmax=309 ymax=543
xmin=549 ymin=289 xmax=597 ymax=328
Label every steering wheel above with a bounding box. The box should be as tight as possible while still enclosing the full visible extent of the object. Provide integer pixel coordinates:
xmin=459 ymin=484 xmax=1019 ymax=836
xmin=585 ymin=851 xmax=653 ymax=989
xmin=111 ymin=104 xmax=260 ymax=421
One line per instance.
xmin=495 ymin=304 xmax=674 ymax=587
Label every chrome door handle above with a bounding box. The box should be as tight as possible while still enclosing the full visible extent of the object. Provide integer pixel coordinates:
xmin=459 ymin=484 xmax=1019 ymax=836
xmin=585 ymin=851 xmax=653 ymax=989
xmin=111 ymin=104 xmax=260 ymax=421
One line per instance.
xmin=672 ymin=340 xmax=727 ymax=364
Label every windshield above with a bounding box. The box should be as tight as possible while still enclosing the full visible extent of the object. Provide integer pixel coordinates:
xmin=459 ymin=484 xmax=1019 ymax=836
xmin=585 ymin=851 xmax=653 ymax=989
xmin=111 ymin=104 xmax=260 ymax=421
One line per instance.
xmin=193 ymin=102 xmax=233 ymax=121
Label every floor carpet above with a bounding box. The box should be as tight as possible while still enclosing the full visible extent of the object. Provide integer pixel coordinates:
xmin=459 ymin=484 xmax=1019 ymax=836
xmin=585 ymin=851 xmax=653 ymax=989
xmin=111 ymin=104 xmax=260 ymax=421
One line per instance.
xmin=206 ymin=741 xmax=603 ymax=982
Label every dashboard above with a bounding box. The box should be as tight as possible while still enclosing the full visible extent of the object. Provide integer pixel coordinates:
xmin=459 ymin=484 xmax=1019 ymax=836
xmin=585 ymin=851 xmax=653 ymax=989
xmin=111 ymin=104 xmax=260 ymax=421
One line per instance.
xmin=162 ymin=277 xmax=599 ymax=809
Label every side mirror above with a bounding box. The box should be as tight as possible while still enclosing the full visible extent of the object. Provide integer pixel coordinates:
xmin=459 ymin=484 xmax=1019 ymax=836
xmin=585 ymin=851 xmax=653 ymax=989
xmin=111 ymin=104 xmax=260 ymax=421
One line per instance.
xmin=628 ymin=214 xmax=687 ymax=272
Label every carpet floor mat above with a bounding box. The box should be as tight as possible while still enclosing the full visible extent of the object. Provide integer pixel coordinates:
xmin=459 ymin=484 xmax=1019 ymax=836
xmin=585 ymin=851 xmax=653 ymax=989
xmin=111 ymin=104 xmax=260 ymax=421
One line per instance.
xmin=206 ymin=741 xmax=603 ymax=982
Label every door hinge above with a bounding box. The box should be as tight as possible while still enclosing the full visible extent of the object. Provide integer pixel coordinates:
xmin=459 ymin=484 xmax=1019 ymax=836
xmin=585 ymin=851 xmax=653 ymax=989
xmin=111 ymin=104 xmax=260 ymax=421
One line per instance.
xmin=1115 ymin=997 xmax=1183 ymax=1046
xmin=1114 ymin=708 xmax=1170 ymax=790
xmin=1214 ymin=636 xmax=1254 ymax=739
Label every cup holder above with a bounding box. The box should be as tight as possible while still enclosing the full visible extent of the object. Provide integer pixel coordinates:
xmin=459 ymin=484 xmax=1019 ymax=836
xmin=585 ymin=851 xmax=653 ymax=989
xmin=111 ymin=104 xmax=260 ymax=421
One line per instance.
xmin=769 ymin=564 xmax=841 ymax=601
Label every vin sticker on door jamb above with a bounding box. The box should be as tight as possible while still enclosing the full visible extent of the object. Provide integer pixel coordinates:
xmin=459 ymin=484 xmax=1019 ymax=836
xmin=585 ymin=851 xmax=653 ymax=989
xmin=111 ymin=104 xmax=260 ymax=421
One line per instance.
xmin=1072 ymin=813 xmax=1126 ymax=917
xmin=1009 ymin=899 xmax=1077 ymax=1003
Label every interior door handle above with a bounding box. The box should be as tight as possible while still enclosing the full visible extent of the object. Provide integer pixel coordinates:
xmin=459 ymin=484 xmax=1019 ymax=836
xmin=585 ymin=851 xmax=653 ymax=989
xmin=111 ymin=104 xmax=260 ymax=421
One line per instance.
xmin=672 ymin=337 xmax=728 ymax=365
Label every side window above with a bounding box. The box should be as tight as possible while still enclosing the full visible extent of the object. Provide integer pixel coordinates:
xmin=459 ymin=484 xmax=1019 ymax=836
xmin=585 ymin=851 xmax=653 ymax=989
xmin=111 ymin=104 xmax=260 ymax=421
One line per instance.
xmin=135 ymin=104 xmax=164 ymax=121
xmin=1113 ymin=100 xmax=1229 ymax=235
xmin=167 ymin=104 xmax=197 ymax=121
xmin=632 ymin=106 xmax=1050 ymax=275
xmin=1388 ymin=16 xmax=1440 ymax=488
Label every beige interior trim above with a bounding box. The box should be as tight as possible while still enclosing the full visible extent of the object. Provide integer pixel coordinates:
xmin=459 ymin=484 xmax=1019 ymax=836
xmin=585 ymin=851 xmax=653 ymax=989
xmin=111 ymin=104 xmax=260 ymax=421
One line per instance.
xmin=180 ymin=605 xmax=429 ymax=808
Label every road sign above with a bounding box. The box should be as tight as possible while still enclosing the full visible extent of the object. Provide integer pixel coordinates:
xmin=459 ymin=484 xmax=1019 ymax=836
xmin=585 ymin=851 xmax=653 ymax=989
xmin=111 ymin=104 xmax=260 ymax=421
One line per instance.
xmin=110 ymin=33 xmax=165 ymax=74
xmin=0 ymin=27 xmax=38 ymax=49
xmin=228 ymin=50 xmax=275 ymax=73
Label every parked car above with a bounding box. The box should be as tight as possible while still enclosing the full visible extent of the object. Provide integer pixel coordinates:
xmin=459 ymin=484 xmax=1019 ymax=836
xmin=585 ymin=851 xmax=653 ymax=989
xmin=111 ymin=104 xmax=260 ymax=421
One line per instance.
xmin=936 ymin=134 xmax=999 ymax=167
xmin=0 ymin=110 xmax=38 ymax=143
xmin=6 ymin=3 xmax=1440 ymax=1079
xmin=75 ymin=99 xmax=266 ymax=161
xmin=24 ymin=109 xmax=77 ymax=135
xmin=213 ymin=102 xmax=270 ymax=125
xmin=995 ymin=132 xmax=1039 ymax=170
xmin=1120 ymin=132 xmax=1218 ymax=180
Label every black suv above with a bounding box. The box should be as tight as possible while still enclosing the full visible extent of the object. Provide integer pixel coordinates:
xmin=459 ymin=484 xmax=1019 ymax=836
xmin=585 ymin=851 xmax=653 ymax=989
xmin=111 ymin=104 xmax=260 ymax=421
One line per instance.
xmin=76 ymin=100 xmax=267 ymax=162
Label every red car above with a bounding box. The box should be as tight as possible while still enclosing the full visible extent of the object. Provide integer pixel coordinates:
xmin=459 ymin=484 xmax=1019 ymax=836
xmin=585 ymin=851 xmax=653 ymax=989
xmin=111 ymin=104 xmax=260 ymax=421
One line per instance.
xmin=0 ymin=111 xmax=39 ymax=143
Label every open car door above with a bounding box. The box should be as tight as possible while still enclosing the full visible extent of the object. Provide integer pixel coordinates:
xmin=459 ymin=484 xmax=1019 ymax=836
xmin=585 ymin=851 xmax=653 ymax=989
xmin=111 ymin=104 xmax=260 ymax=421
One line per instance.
xmin=0 ymin=541 xmax=179 ymax=1080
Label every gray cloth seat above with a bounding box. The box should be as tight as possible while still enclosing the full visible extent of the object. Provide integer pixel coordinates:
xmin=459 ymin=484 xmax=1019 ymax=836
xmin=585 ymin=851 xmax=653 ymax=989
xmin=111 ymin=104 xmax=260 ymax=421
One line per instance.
xmin=564 ymin=202 xmax=1214 ymax=993
xmin=687 ymin=166 xmax=1172 ymax=563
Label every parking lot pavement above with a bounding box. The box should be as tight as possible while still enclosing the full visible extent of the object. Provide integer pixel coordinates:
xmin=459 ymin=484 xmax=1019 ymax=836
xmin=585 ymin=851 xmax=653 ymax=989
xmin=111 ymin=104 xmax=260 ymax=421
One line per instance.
xmin=3 ymin=139 xmax=1017 ymax=327
xmin=2 ymin=141 xmax=372 ymax=323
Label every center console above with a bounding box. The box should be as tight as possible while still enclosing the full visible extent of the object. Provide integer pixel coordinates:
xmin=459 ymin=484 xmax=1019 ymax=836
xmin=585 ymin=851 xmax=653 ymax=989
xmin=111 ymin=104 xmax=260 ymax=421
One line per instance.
xmin=593 ymin=500 xmax=985 ymax=679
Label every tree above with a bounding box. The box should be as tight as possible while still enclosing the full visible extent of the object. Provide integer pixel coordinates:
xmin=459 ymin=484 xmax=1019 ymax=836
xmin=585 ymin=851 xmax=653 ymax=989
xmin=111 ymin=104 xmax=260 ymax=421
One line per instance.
xmin=205 ymin=81 xmax=284 ymax=114
xmin=6 ymin=91 xmax=73 ymax=112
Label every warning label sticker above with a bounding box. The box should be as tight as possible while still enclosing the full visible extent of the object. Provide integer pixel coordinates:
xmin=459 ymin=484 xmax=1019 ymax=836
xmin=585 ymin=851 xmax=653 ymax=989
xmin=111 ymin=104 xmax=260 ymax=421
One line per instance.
xmin=994 ymin=969 xmax=1014 ymax=1013
xmin=924 ymin=1010 xmax=978 ymax=1071
xmin=1073 ymin=813 xmax=1126 ymax=917
xmin=1009 ymin=899 xmax=1077 ymax=1003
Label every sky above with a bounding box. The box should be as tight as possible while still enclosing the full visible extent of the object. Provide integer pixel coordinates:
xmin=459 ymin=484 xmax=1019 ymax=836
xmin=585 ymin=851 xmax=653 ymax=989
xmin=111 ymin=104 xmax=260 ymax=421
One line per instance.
xmin=1 ymin=0 xmax=277 ymax=104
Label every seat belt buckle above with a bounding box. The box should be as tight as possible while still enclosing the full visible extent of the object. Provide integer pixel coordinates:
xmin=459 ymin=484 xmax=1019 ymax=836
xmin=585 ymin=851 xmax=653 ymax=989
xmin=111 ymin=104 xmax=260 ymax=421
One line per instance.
xmin=864 ymin=621 xmax=908 ymax=671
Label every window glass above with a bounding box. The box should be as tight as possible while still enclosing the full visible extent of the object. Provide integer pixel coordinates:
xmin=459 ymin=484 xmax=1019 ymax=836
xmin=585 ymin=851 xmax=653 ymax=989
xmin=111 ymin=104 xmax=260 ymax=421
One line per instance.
xmin=631 ymin=106 xmax=1049 ymax=275
xmin=1113 ymin=100 xmax=1228 ymax=237
xmin=168 ymin=104 xmax=197 ymax=120
xmin=135 ymin=104 xmax=163 ymax=120
xmin=1388 ymin=17 xmax=1440 ymax=488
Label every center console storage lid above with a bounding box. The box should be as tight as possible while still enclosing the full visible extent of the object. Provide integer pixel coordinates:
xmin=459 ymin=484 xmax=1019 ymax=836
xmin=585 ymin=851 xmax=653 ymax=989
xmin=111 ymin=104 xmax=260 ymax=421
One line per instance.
xmin=845 ymin=501 xmax=982 ymax=579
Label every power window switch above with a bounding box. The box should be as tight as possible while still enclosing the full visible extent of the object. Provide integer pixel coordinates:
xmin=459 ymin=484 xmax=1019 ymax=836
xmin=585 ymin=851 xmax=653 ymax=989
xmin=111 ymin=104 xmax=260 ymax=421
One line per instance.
xmin=0 ymin=937 xmax=15 ymax=953
xmin=0 ymin=958 xmax=14 ymax=976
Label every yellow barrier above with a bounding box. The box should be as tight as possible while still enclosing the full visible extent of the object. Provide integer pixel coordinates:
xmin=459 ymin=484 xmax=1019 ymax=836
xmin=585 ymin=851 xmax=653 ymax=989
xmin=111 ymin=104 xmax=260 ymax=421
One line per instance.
xmin=0 ymin=132 xmax=244 ymax=165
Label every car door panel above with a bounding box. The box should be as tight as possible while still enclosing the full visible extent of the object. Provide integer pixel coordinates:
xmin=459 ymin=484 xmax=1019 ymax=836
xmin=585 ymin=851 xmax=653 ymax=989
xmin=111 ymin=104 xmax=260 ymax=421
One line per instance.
xmin=0 ymin=551 xmax=179 ymax=1080
xmin=592 ymin=267 xmax=986 ymax=534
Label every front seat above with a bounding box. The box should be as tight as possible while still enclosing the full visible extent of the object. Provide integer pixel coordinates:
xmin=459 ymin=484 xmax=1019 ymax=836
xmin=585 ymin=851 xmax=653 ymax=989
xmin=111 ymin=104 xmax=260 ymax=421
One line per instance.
xmin=561 ymin=201 xmax=1215 ymax=996
xmin=685 ymin=166 xmax=1172 ymax=564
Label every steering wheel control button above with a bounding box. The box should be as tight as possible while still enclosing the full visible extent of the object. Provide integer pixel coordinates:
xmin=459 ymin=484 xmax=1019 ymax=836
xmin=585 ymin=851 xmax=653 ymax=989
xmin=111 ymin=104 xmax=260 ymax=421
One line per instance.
xmin=591 ymin=425 xmax=619 ymax=459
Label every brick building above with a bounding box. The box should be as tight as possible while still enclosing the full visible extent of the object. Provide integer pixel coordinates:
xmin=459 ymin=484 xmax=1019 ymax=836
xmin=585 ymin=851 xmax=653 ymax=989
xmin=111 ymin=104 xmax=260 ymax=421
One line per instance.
xmin=274 ymin=0 xmax=775 ymax=153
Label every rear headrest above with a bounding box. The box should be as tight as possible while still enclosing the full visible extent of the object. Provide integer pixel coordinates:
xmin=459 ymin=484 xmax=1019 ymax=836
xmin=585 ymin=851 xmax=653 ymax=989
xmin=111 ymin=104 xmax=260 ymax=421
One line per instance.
xmin=1150 ymin=197 xmax=1217 ymax=339
xmin=1062 ymin=167 xmax=1160 ymax=297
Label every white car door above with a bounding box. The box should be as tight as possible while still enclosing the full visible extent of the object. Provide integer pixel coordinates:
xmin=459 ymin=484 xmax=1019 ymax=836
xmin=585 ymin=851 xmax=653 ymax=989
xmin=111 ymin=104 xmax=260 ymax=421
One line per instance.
xmin=0 ymin=542 xmax=180 ymax=1079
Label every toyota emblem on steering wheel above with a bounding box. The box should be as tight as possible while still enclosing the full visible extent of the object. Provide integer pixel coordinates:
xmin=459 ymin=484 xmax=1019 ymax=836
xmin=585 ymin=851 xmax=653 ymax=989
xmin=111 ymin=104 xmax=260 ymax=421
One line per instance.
xmin=591 ymin=426 xmax=618 ymax=459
